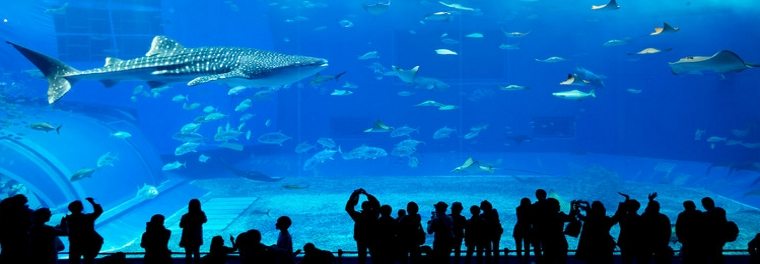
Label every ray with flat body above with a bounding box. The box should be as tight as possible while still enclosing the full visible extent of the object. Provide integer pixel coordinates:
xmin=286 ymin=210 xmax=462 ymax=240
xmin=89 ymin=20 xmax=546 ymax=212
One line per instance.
xmin=669 ymin=50 xmax=759 ymax=75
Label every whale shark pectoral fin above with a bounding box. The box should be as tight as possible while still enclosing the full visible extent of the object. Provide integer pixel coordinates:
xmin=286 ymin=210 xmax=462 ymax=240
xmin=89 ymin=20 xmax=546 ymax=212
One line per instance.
xmin=187 ymin=70 xmax=247 ymax=86
xmin=104 ymin=57 xmax=123 ymax=67
xmin=145 ymin=36 xmax=185 ymax=57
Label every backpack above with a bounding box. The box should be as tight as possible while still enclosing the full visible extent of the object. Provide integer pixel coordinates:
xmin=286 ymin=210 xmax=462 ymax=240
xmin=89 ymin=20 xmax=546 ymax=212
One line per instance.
xmin=724 ymin=221 xmax=739 ymax=242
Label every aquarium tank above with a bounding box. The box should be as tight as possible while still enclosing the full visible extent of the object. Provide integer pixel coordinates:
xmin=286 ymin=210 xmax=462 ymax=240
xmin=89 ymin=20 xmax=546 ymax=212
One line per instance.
xmin=1 ymin=0 xmax=759 ymax=256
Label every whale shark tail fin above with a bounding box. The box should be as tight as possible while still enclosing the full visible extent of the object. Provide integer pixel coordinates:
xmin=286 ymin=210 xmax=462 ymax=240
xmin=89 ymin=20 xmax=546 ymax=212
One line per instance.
xmin=6 ymin=41 xmax=79 ymax=104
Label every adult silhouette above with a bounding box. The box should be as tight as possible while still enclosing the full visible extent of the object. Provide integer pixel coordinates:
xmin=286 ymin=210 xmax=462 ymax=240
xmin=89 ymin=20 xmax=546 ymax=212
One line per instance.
xmin=0 ymin=194 xmax=33 ymax=263
xmin=345 ymin=188 xmax=380 ymax=264
xmin=612 ymin=193 xmax=643 ymax=264
xmin=701 ymin=197 xmax=727 ymax=264
xmin=450 ymin=202 xmax=467 ymax=264
xmin=640 ymin=193 xmax=672 ymax=264
xmin=398 ymin=201 xmax=424 ymax=264
xmin=676 ymin=200 xmax=703 ymax=264
xmin=30 ymin=208 xmax=66 ymax=264
xmin=61 ymin=197 xmax=104 ymax=264
xmin=375 ymin=204 xmax=398 ymax=264
xmin=575 ymin=201 xmax=615 ymax=264
xmin=428 ymin=201 xmax=454 ymax=264
xmin=464 ymin=205 xmax=484 ymax=264
xmin=480 ymin=200 xmax=503 ymax=264
xmin=514 ymin=197 xmax=532 ymax=263
xmin=180 ymin=199 xmax=208 ymax=264
xmin=532 ymin=189 xmax=551 ymax=263
xmin=542 ymin=198 xmax=576 ymax=264
xmin=141 ymin=214 xmax=172 ymax=264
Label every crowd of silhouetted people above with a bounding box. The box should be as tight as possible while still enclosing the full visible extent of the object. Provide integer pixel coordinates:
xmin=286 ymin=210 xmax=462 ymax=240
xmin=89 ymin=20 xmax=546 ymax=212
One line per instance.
xmin=1 ymin=188 xmax=760 ymax=264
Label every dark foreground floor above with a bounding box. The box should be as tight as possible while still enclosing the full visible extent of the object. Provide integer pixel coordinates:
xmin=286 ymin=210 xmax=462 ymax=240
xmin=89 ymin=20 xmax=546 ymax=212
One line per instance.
xmin=53 ymin=254 xmax=753 ymax=264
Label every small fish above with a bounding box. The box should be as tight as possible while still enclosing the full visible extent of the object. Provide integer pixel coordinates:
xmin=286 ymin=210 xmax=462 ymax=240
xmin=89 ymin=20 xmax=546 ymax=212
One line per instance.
xmin=180 ymin=123 xmax=201 ymax=134
xmin=498 ymin=44 xmax=520 ymax=50
xmin=465 ymin=32 xmax=484 ymax=38
xmin=240 ymin=113 xmax=254 ymax=122
xmin=235 ymin=98 xmax=253 ymax=112
xmin=632 ymin=48 xmax=672 ymax=55
xmin=552 ymin=89 xmax=596 ymax=100
xmin=317 ymin=138 xmax=337 ymax=149
xmin=407 ymin=156 xmax=420 ymax=168
xmin=364 ymin=120 xmax=394 ymax=133
xmin=228 ymin=85 xmax=248 ymax=95
xmin=246 ymin=130 xmax=252 ymax=141
xmin=136 ymin=184 xmax=159 ymax=199
xmin=435 ymin=49 xmax=458 ymax=55
xmin=397 ymin=91 xmax=414 ymax=97
xmin=602 ymin=39 xmax=627 ymax=47
xmin=70 ymin=168 xmax=97 ymax=182
xmin=416 ymin=100 xmax=443 ymax=107
xmin=175 ymin=142 xmax=201 ymax=156
xmin=331 ymin=89 xmax=354 ymax=96
xmin=182 ymin=102 xmax=201 ymax=110
xmin=111 ymin=131 xmax=132 ymax=139
xmin=96 ymin=152 xmax=118 ymax=168
xmin=204 ymin=112 xmax=226 ymax=122
xmin=265 ymin=119 xmax=272 ymax=127
xmin=421 ymin=11 xmax=452 ymax=23
xmin=198 ymin=154 xmax=210 ymax=163
xmin=30 ymin=122 xmax=61 ymax=134
xmin=433 ymin=126 xmax=456 ymax=139
xmin=626 ymin=88 xmax=642 ymax=94
xmin=203 ymin=106 xmax=216 ymax=113
xmin=363 ymin=1 xmax=390 ymax=15
xmin=499 ymin=84 xmax=528 ymax=91
xmin=295 ymin=142 xmax=317 ymax=154
xmin=441 ymin=38 xmax=460 ymax=45
xmin=438 ymin=104 xmax=458 ymax=111
xmin=503 ymin=31 xmax=530 ymax=38
xmin=339 ymin=19 xmax=354 ymax=28
xmin=535 ymin=56 xmax=566 ymax=63
xmin=439 ymin=1 xmax=478 ymax=12
xmin=694 ymin=129 xmax=706 ymax=141
xmin=171 ymin=94 xmax=189 ymax=102
xmin=257 ymin=132 xmax=292 ymax=146
xmin=358 ymin=51 xmax=380 ymax=60
xmin=161 ymin=161 xmax=186 ymax=171
xmin=391 ymin=126 xmax=418 ymax=138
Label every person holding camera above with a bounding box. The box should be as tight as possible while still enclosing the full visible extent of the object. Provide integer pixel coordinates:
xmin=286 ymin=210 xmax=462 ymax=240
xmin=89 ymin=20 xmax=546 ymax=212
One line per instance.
xmin=345 ymin=188 xmax=380 ymax=264
xmin=61 ymin=197 xmax=104 ymax=264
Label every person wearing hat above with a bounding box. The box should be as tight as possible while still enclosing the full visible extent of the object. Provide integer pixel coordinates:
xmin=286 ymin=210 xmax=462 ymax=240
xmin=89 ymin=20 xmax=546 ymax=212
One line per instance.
xmin=428 ymin=201 xmax=455 ymax=264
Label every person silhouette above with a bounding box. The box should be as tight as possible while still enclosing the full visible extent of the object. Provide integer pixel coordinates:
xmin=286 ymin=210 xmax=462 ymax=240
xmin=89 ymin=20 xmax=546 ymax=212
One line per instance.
xmin=428 ymin=201 xmax=454 ymax=264
xmin=375 ymin=204 xmax=398 ymax=264
xmin=575 ymin=201 xmax=615 ymax=264
xmin=640 ymin=193 xmax=672 ymax=264
xmin=61 ymin=197 xmax=104 ymax=264
xmin=398 ymin=201 xmax=424 ymax=264
xmin=532 ymin=189 xmax=550 ymax=263
xmin=141 ymin=214 xmax=172 ymax=264
xmin=29 ymin=208 xmax=67 ymax=264
xmin=275 ymin=215 xmax=296 ymax=261
xmin=701 ymin=197 xmax=727 ymax=264
xmin=513 ymin=197 xmax=532 ymax=264
xmin=300 ymin=242 xmax=336 ymax=264
xmin=749 ymin=233 xmax=760 ymax=264
xmin=180 ymin=198 xmax=208 ymax=264
xmin=676 ymin=200 xmax=703 ymax=264
xmin=612 ymin=193 xmax=643 ymax=264
xmin=450 ymin=202 xmax=467 ymax=264
xmin=464 ymin=205 xmax=484 ymax=264
xmin=480 ymin=200 xmax=503 ymax=264
xmin=0 ymin=194 xmax=33 ymax=263
xmin=203 ymin=235 xmax=237 ymax=264
xmin=345 ymin=188 xmax=380 ymax=264
xmin=542 ymin=198 xmax=576 ymax=264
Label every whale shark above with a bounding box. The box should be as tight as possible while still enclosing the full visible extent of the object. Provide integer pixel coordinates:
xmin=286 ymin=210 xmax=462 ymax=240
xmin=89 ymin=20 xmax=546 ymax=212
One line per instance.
xmin=7 ymin=36 xmax=329 ymax=104
xmin=668 ymin=50 xmax=759 ymax=75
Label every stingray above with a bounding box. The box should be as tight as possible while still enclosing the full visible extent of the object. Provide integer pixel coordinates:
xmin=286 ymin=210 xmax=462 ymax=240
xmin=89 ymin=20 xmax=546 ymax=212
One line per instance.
xmin=592 ymin=0 xmax=620 ymax=10
xmin=669 ymin=50 xmax=759 ymax=75
xmin=651 ymin=22 xmax=679 ymax=35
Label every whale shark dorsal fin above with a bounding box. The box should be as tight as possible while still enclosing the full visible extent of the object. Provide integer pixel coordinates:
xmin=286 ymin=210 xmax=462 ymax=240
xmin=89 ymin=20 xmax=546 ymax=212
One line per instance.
xmin=104 ymin=57 xmax=123 ymax=67
xmin=146 ymin=36 xmax=185 ymax=57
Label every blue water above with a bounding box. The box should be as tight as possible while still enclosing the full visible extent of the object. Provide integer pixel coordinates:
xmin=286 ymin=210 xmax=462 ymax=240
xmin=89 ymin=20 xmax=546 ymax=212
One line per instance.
xmin=1 ymin=0 xmax=760 ymax=254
